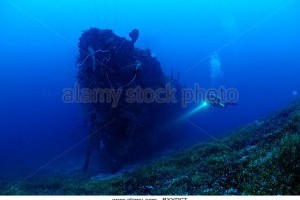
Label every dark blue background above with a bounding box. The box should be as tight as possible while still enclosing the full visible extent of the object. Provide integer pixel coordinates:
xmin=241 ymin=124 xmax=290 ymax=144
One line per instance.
xmin=0 ymin=0 xmax=299 ymax=178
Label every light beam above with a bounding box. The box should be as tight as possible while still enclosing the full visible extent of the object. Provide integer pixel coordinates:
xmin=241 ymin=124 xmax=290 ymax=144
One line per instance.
xmin=180 ymin=101 xmax=209 ymax=121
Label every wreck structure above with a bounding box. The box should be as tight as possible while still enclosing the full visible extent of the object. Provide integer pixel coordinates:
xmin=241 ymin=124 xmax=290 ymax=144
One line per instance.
xmin=77 ymin=28 xmax=182 ymax=171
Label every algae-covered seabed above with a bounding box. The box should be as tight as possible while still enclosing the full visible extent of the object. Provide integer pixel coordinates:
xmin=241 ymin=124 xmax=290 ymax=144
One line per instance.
xmin=1 ymin=101 xmax=300 ymax=195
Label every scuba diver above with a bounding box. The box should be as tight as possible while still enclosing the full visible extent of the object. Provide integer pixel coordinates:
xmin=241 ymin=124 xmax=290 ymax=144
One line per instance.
xmin=206 ymin=93 xmax=237 ymax=109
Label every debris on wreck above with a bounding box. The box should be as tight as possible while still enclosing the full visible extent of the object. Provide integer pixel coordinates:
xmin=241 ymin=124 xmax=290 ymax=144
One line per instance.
xmin=77 ymin=28 xmax=183 ymax=172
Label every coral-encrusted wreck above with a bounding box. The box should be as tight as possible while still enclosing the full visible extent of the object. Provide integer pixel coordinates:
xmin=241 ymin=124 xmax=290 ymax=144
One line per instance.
xmin=77 ymin=28 xmax=182 ymax=171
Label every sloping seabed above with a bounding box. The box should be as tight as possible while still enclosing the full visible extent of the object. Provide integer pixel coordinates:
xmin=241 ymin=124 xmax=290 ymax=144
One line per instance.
xmin=1 ymin=100 xmax=299 ymax=195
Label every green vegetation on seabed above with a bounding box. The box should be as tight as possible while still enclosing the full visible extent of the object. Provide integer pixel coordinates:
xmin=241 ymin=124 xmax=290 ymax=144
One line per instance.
xmin=2 ymin=100 xmax=300 ymax=195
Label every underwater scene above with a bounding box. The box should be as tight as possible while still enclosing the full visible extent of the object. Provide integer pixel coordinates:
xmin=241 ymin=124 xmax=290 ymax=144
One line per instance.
xmin=0 ymin=0 xmax=300 ymax=195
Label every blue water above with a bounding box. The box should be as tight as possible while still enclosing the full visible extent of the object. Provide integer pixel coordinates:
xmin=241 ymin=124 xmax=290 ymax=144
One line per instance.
xmin=0 ymin=0 xmax=300 ymax=178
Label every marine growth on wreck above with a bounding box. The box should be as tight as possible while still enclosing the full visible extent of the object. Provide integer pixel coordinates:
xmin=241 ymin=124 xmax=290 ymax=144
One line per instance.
xmin=77 ymin=28 xmax=183 ymax=172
